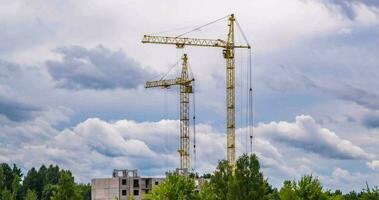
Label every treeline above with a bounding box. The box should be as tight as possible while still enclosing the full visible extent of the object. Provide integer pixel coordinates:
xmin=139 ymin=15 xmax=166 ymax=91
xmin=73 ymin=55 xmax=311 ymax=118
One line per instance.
xmin=2 ymin=155 xmax=379 ymax=200
xmin=0 ymin=163 xmax=90 ymax=200
xmin=145 ymin=154 xmax=379 ymax=200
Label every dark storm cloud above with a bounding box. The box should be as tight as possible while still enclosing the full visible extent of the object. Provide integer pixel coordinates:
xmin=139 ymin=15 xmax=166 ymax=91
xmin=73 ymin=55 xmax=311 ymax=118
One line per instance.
xmin=0 ymin=60 xmax=41 ymax=121
xmin=362 ymin=114 xmax=379 ymax=129
xmin=335 ymin=84 xmax=379 ymax=110
xmin=323 ymin=0 xmax=379 ymax=19
xmin=260 ymin=23 xmax=379 ymax=112
xmin=46 ymin=45 xmax=154 ymax=90
xmin=0 ymin=96 xmax=40 ymax=122
xmin=272 ymin=67 xmax=379 ymax=110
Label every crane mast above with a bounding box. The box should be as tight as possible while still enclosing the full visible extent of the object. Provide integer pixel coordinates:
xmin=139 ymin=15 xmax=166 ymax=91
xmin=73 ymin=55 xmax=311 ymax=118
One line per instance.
xmin=225 ymin=14 xmax=236 ymax=165
xmin=142 ymin=14 xmax=250 ymax=166
xmin=145 ymin=54 xmax=193 ymax=175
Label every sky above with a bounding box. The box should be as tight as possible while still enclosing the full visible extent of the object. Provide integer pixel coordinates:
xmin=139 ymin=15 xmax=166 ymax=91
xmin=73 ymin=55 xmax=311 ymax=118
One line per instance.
xmin=0 ymin=0 xmax=378 ymax=192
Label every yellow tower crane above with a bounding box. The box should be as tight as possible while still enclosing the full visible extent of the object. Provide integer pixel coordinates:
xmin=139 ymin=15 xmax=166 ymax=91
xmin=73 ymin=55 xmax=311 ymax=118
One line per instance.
xmin=142 ymin=14 xmax=250 ymax=165
xmin=145 ymin=54 xmax=194 ymax=175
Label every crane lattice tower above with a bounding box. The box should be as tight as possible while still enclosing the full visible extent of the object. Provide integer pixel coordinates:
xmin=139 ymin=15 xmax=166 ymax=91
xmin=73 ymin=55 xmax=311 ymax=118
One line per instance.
xmin=145 ymin=54 xmax=194 ymax=174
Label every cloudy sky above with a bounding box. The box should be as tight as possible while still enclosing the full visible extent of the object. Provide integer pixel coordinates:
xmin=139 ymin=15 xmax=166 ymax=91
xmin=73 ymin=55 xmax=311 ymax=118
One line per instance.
xmin=1 ymin=0 xmax=378 ymax=192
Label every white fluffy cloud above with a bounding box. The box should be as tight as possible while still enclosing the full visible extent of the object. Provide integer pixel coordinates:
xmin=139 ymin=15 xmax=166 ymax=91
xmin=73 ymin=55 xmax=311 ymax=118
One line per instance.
xmin=255 ymin=115 xmax=373 ymax=160
xmin=1 ymin=114 xmax=375 ymax=188
xmin=367 ymin=160 xmax=379 ymax=170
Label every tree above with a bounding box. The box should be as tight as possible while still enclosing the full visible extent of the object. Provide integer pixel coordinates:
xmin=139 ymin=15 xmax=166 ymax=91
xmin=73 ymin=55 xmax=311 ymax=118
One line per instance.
xmin=11 ymin=174 xmax=21 ymax=200
xmin=280 ymin=175 xmax=328 ymax=200
xmin=198 ymin=181 xmax=216 ymax=200
xmin=41 ymin=184 xmax=58 ymax=200
xmin=77 ymin=183 xmax=91 ymax=200
xmin=0 ymin=164 xmax=14 ymax=191
xmin=343 ymin=191 xmax=359 ymax=200
xmin=22 ymin=168 xmax=39 ymax=198
xmin=0 ymin=167 xmax=5 ymax=191
xmin=45 ymin=165 xmax=60 ymax=185
xmin=1 ymin=189 xmax=12 ymax=200
xmin=51 ymin=170 xmax=82 ymax=200
xmin=145 ymin=172 xmax=199 ymax=200
xmin=295 ymin=175 xmax=328 ymax=200
xmin=209 ymin=154 xmax=275 ymax=200
xmin=361 ymin=185 xmax=379 ymax=200
xmin=232 ymin=154 xmax=270 ymax=200
xmin=24 ymin=189 xmax=37 ymax=200
xmin=279 ymin=181 xmax=298 ymax=200
xmin=210 ymin=160 xmax=233 ymax=200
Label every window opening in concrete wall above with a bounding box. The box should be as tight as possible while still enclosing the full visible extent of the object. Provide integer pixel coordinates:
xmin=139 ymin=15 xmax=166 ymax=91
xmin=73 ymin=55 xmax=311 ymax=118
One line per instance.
xmin=133 ymin=179 xmax=139 ymax=187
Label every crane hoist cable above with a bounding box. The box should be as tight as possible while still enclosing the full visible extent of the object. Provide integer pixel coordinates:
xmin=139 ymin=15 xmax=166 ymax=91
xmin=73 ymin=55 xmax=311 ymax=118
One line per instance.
xmin=175 ymin=15 xmax=230 ymax=38
xmin=235 ymin=18 xmax=254 ymax=154
xmin=248 ymin=48 xmax=254 ymax=155
xmin=192 ymin=80 xmax=197 ymax=173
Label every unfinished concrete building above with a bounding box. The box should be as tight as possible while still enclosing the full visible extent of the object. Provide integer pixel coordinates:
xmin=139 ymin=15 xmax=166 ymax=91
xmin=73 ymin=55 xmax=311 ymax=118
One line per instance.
xmin=91 ymin=169 xmax=165 ymax=200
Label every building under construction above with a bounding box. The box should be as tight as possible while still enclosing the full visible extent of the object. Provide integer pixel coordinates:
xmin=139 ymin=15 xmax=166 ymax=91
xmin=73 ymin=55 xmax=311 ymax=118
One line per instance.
xmin=91 ymin=169 xmax=164 ymax=200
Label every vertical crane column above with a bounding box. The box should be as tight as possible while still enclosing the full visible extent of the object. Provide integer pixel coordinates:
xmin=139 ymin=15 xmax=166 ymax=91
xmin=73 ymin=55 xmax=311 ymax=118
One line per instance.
xmin=224 ymin=14 xmax=236 ymax=165
xmin=179 ymin=54 xmax=190 ymax=174
xmin=144 ymin=54 xmax=193 ymax=175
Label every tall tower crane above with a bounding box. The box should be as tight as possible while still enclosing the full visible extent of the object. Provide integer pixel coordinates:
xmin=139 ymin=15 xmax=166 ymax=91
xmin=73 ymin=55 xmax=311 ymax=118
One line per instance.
xmin=145 ymin=54 xmax=194 ymax=175
xmin=142 ymin=14 xmax=250 ymax=165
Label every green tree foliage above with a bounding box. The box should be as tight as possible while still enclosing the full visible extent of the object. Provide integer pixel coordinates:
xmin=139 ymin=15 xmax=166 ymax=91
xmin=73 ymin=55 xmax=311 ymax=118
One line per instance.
xmin=279 ymin=180 xmax=298 ymax=200
xmin=232 ymin=154 xmax=271 ymax=200
xmin=295 ymin=175 xmax=328 ymax=200
xmin=21 ymin=168 xmax=39 ymax=198
xmin=77 ymin=183 xmax=91 ymax=200
xmin=51 ymin=170 xmax=82 ymax=200
xmin=1 ymin=189 xmax=12 ymax=200
xmin=343 ymin=191 xmax=360 ymax=200
xmin=145 ymin=172 xmax=199 ymax=200
xmin=0 ymin=163 xmax=90 ymax=200
xmin=210 ymin=160 xmax=233 ymax=200
xmin=1 ymin=160 xmax=379 ymax=200
xmin=280 ymin=175 xmax=333 ymax=200
xmin=41 ymin=184 xmax=58 ymax=200
xmin=24 ymin=189 xmax=37 ymax=200
xmin=360 ymin=185 xmax=379 ymax=200
xmin=198 ymin=181 xmax=216 ymax=200
xmin=210 ymin=154 xmax=275 ymax=200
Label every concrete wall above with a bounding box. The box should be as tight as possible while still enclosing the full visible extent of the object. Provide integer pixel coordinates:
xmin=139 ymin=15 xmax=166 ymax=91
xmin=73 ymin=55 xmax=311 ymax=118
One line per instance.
xmin=92 ymin=178 xmax=120 ymax=200
xmin=92 ymin=176 xmax=165 ymax=200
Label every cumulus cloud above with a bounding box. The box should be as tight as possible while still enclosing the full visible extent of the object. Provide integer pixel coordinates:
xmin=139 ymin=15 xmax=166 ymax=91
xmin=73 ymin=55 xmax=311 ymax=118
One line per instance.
xmin=2 ymin=114 xmax=373 ymax=184
xmin=255 ymin=115 xmax=373 ymax=160
xmin=46 ymin=45 xmax=155 ymax=90
xmin=0 ymin=116 xmax=290 ymax=182
xmin=367 ymin=160 xmax=379 ymax=170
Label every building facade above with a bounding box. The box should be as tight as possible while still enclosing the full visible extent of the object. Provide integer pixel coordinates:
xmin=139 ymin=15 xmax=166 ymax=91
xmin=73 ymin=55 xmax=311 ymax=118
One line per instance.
xmin=92 ymin=169 xmax=165 ymax=200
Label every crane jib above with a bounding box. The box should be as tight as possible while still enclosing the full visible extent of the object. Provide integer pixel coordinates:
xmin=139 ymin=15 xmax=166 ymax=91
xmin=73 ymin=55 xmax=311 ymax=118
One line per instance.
xmin=142 ymin=35 xmax=250 ymax=49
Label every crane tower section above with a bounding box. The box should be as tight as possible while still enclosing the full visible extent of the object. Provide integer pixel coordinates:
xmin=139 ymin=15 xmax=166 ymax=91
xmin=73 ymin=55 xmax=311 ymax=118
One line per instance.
xmin=145 ymin=54 xmax=194 ymax=175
